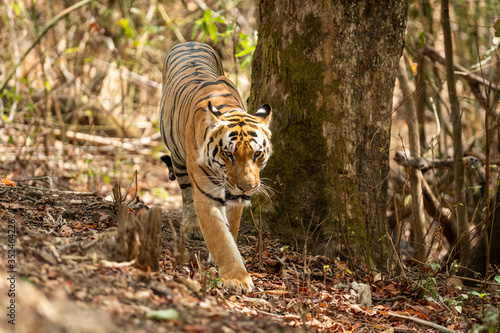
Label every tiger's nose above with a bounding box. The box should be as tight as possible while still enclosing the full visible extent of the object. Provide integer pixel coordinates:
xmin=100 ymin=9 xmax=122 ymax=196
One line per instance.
xmin=238 ymin=185 xmax=255 ymax=192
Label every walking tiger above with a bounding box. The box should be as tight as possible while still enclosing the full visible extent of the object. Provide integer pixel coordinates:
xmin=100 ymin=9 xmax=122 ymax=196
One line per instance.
xmin=159 ymin=42 xmax=272 ymax=292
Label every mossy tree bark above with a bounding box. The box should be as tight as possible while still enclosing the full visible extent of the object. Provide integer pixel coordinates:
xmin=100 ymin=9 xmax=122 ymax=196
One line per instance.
xmin=249 ymin=0 xmax=408 ymax=267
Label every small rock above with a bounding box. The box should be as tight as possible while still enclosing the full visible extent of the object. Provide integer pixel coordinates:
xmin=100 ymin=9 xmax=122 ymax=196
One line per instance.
xmin=349 ymin=282 xmax=372 ymax=307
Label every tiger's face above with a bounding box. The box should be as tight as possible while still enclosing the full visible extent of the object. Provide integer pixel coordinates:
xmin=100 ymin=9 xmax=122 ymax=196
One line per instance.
xmin=197 ymin=102 xmax=272 ymax=202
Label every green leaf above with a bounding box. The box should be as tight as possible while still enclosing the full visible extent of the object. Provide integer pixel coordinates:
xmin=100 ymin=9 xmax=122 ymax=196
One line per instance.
xmin=208 ymin=23 xmax=218 ymax=42
xmin=494 ymin=276 xmax=500 ymax=284
xmin=203 ymin=9 xmax=212 ymax=20
xmin=213 ymin=16 xmax=226 ymax=24
xmin=13 ymin=1 xmax=24 ymax=16
xmin=146 ymin=309 xmax=179 ymax=320
xmin=8 ymin=135 xmax=14 ymax=144
xmin=240 ymin=54 xmax=252 ymax=70
xmin=235 ymin=45 xmax=255 ymax=58
xmin=65 ymin=47 xmax=79 ymax=55
xmin=404 ymin=194 xmax=411 ymax=207
xmin=418 ymin=31 xmax=425 ymax=47
xmin=192 ymin=21 xmax=201 ymax=39
xmin=427 ymin=262 xmax=441 ymax=271
xmin=117 ymin=18 xmax=136 ymax=38
xmin=454 ymin=305 xmax=462 ymax=313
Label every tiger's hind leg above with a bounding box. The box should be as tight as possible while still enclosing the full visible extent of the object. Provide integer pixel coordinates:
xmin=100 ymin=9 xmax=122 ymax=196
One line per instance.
xmin=178 ymin=179 xmax=203 ymax=240
xmin=161 ymin=155 xmax=203 ymax=240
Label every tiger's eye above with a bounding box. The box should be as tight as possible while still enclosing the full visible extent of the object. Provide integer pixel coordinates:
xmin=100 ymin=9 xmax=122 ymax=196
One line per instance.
xmin=223 ymin=151 xmax=233 ymax=158
xmin=254 ymin=151 xmax=262 ymax=159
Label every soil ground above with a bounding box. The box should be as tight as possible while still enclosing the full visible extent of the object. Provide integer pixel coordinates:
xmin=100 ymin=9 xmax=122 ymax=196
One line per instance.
xmin=0 ymin=160 xmax=497 ymax=333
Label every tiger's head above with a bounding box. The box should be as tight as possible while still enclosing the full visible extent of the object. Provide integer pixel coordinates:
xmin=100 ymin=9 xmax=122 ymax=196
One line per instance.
xmin=197 ymin=101 xmax=272 ymax=203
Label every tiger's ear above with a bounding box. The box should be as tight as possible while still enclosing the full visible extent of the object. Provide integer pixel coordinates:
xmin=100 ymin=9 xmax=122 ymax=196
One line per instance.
xmin=207 ymin=101 xmax=222 ymax=124
xmin=255 ymin=104 xmax=272 ymax=127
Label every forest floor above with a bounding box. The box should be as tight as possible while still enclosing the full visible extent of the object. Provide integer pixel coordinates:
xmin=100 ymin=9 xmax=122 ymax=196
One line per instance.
xmin=0 ymin=160 xmax=497 ymax=333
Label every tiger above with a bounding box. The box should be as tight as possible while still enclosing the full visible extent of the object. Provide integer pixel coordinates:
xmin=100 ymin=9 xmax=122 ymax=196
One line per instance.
xmin=159 ymin=42 xmax=272 ymax=292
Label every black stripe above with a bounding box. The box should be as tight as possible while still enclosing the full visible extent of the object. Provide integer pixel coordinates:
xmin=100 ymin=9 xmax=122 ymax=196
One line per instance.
xmin=199 ymin=165 xmax=222 ymax=186
xmin=247 ymin=131 xmax=258 ymax=137
xmin=180 ymin=183 xmax=192 ymax=189
xmin=193 ymin=179 xmax=225 ymax=206
xmin=197 ymin=93 xmax=234 ymax=103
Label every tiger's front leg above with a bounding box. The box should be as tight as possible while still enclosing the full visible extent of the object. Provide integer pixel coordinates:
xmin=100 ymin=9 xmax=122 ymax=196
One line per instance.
xmin=207 ymin=202 xmax=244 ymax=264
xmin=226 ymin=203 xmax=244 ymax=242
xmin=193 ymin=190 xmax=253 ymax=292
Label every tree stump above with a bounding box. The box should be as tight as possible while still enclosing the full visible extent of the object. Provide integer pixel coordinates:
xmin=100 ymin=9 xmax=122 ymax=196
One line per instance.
xmin=112 ymin=203 xmax=161 ymax=271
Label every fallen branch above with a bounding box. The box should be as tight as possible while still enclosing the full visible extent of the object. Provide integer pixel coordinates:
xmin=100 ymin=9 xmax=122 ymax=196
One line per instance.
xmin=394 ymin=150 xmax=454 ymax=170
xmin=388 ymin=311 xmax=459 ymax=333
xmin=51 ymin=129 xmax=161 ymax=151
xmin=3 ymin=185 xmax=96 ymax=196
xmin=394 ymin=151 xmax=486 ymax=184
xmin=99 ymin=259 xmax=136 ymax=268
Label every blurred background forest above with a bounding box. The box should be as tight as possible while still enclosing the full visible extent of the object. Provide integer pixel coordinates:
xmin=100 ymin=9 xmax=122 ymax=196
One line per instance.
xmin=1 ymin=0 xmax=500 ymax=331
xmin=1 ymin=0 xmax=500 ymax=299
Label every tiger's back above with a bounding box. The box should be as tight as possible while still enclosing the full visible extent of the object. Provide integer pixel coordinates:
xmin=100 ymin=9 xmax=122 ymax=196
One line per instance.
xmin=160 ymin=42 xmax=244 ymax=173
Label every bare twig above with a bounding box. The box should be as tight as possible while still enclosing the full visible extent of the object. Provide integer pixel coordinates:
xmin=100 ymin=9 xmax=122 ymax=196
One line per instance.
xmin=92 ymin=58 xmax=161 ymax=90
xmin=111 ymin=171 xmax=139 ymax=208
xmin=125 ymin=171 xmax=139 ymax=206
xmin=12 ymin=176 xmax=53 ymax=189
xmin=423 ymin=45 xmax=500 ymax=110
xmin=157 ymin=4 xmax=186 ymax=43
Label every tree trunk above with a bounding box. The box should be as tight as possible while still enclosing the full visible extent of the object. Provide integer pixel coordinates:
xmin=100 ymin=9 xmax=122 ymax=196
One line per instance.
xmin=441 ymin=0 xmax=469 ymax=261
xmin=249 ymin=0 xmax=408 ymax=267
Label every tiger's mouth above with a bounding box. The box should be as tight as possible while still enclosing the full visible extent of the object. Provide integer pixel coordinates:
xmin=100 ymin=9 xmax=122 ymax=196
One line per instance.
xmin=225 ymin=191 xmax=251 ymax=202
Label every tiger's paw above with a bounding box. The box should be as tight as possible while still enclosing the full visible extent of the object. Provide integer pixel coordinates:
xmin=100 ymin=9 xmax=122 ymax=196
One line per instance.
xmin=221 ymin=270 xmax=254 ymax=293
xmin=180 ymin=218 xmax=203 ymax=240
